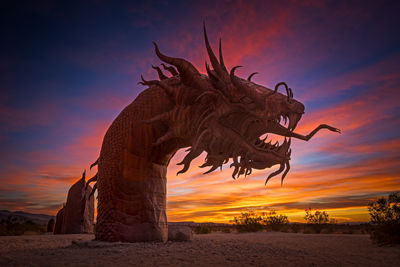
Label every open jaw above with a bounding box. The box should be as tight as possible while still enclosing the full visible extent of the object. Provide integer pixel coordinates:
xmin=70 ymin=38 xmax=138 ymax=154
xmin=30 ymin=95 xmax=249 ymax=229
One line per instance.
xmin=216 ymin=111 xmax=303 ymax=184
xmin=176 ymin=108 xmax=340 ymax=185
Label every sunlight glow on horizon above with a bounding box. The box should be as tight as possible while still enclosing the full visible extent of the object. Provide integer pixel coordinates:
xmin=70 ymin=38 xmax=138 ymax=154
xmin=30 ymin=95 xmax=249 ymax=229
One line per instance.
xmin=1 ymin=1 xmax=399 ymax=223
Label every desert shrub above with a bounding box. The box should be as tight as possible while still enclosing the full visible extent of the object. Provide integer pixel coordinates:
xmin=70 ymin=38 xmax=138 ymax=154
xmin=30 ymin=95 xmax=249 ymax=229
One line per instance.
xmin=233 ymin=210 xmax=289 ymax=233
xmin=263 ymin=210 xmax=289 ymax=232
xmin=233 ymin=211 xmax=264 ymax=233
xmin=0 ymin=216 xmax=46 ymax=236
xmin=194 ymin=225 xmax=212 ymax=234
xmin=368 ymin=192 xmax=400 ymax=245
xmin=304 ymin=208 xmax=330 ymax=234
xmin=304 ymin=208 xmax=329 ymax=224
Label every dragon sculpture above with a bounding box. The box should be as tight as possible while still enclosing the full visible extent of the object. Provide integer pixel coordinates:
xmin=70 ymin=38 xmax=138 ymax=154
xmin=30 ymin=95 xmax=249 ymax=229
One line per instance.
xmin=87 ymin=25 xmax=340 ymax=242
xmin=54 ymin=171 xmax=94 ymax=234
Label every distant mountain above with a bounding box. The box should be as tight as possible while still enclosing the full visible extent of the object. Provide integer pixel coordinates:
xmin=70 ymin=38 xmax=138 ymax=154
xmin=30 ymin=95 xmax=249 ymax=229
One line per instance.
xmin=0 ymin=210 xmax=55 ymax=225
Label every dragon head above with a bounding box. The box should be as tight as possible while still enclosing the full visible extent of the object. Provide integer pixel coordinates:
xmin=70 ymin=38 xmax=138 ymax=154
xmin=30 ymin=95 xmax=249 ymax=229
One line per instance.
xmin=141 ymin=24 xmax=340 ymax=185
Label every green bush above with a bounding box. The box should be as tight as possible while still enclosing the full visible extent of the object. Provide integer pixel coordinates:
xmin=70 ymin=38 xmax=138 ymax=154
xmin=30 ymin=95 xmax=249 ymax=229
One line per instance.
xmin=368 ymin=192 xmax=400 ymax=245
xmin=194 ymin=225 xmax=212 ymax=234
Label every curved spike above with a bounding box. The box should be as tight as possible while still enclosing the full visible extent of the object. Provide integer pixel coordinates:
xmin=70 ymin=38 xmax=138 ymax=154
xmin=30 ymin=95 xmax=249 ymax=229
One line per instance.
xmin=281 ymin=160 xmax=291 ymax=186
xmin=153 ymin=128 xmax=176 ymax=147
xmin=270 ymin=82 xmax=291 ymax=100
xmin=161 ymin=63 xmax=178 ymax=76
xmin=289 ymin=87 xmax=293 ymax=98
xmin=138 ymin=75 xmax=176 ymax=99
xmin=230 ymin=65 xmax=243 ymax=80
xmin=230 ymin=156 xmax=240 ymax=179
xmin=232 ymin=165 xmax=239 ymax=179
xmin=199 ymin=161 xmax=212 ymax=168
xmin=85 ymin=173 xmax=98 ymax=190
xmin=203 ymin=22 xmax=227 ymax=76
xmin=246 ymin=168 xmax=252 ymax=176
xmin=265 ymin=164 xmax=285 ymax=185
xmin=205 ymin=62 xmax=219 ymax=81
xmin=247 ymin=72 xmax=258 ymax=81
xmin=203 ymin=163 xmax=220 ymax=174
xmin=90 ymin=158 xmax=98 ymax=170
xmin=176 ymin=148 xmax=203 ymax=175
xmin=151 ymin=65 xmax=168 ymax=80
xmin=192 ymin=129 xmax=211 ymax=151
xmin=219 ymin=38 xmax=227 ymax=72
xmin=81 ymin=170 xmax=86 ymax=181
xmin=238 ymin=166 xmax=246 ymax=177
xmin=195 ymin=90 xmax=219 ymax=103
xmin=153 ymin=42 xmax=201 ymax=86
xmin=89 ymin=183 xmax=97 ymax=199
xmin=141 ymin=111 xmax=170 ymax=124
xmin=197 ymin=107 xmax=213 ymax=125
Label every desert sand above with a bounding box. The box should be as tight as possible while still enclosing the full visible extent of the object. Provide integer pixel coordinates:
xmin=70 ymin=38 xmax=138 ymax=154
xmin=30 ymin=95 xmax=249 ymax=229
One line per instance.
xmin=0 ymin=232 xmax=399 ymax=266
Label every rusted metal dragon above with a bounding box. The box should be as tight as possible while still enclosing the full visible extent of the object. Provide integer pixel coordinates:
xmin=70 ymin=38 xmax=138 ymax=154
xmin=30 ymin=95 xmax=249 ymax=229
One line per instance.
xmin=86 ymin=25 xmax=340 ymax=242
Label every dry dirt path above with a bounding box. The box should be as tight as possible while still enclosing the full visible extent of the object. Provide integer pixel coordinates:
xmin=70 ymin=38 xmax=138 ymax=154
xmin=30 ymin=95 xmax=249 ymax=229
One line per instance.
xmin=0 ymin=232 xmax=399 ymax=266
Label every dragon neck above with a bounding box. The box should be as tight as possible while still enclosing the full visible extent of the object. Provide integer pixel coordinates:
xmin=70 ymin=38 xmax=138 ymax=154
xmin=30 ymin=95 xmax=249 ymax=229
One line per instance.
xmin=96 ymin=84 xmax=196 ymax=242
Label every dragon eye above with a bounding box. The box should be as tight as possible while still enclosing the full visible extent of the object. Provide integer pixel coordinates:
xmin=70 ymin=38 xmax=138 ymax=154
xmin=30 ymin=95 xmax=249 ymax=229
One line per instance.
xmin=241 ymin=96 xmax=253 ymax=104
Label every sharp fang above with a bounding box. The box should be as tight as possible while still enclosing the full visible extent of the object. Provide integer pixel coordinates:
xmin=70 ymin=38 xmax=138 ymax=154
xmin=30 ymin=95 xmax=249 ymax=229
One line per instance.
xmin=262 ymin=135 xmax=268 ymax=142
xmin=288 ymin=113 xmax=297 ymax=131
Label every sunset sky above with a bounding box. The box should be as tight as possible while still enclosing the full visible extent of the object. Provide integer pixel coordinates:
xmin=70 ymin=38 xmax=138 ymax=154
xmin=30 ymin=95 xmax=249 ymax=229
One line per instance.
xmin=1 ymin=0 xmax=400 ymax=223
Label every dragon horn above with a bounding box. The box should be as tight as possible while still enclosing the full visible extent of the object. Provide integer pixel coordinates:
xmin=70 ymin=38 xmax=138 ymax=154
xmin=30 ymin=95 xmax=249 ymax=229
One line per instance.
xmin=219 ymin=38 xmax=227 ymax=72
xmin=230 ymin=65 xmax=243 ymax=80
xmin=204 ymin=22 xmax=228 ymax=77
xmin=153 ymin=42 xmax=202 ymax=87
xmin=247 ymin=72 xmax=258 ymax=81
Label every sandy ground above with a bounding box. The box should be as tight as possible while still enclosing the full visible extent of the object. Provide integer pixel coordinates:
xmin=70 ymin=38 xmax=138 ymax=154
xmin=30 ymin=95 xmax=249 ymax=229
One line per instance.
xmin=0 ymin=232 xmax=399 ymax=266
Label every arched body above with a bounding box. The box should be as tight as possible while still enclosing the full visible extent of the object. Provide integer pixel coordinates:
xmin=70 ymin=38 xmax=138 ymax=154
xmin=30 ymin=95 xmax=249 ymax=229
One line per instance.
xmin=93 ymin=25 xmax=340 ymax=242
xmin=55 ymin=172 xmax=95 ymax=234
